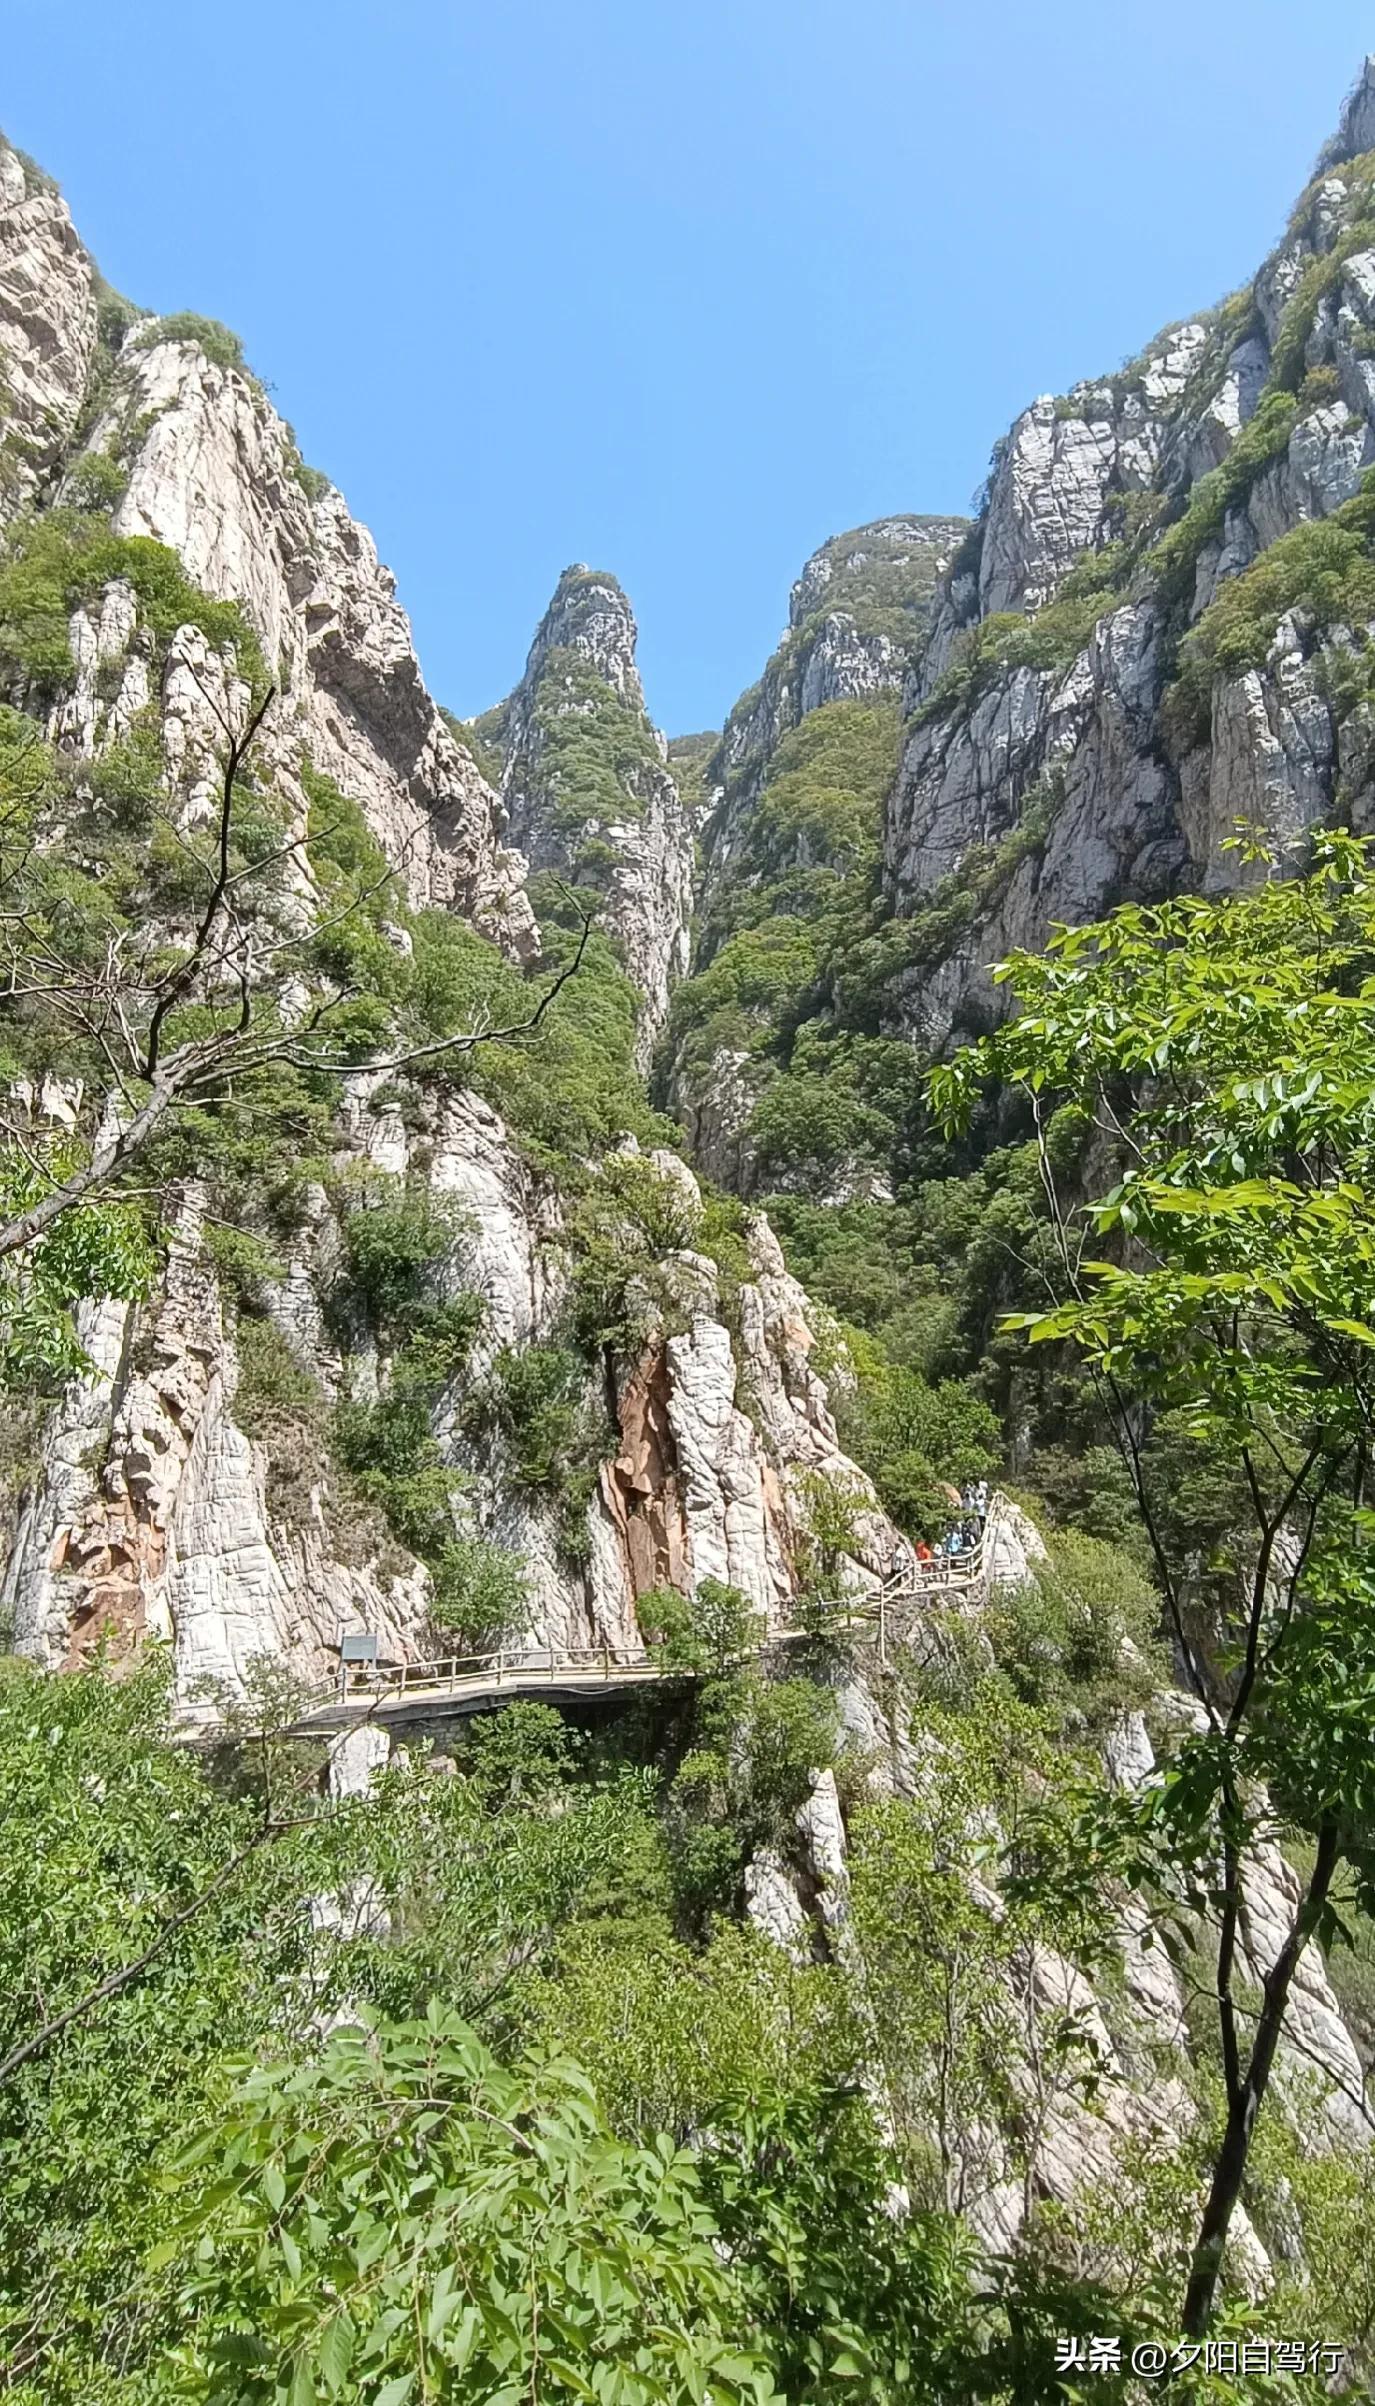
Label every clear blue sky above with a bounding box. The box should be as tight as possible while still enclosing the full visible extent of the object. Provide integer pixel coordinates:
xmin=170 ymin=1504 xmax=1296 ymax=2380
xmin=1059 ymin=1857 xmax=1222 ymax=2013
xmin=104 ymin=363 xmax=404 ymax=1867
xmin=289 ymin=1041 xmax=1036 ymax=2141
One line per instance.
xmin=4 ymin=1 xmax=1369 ymax=732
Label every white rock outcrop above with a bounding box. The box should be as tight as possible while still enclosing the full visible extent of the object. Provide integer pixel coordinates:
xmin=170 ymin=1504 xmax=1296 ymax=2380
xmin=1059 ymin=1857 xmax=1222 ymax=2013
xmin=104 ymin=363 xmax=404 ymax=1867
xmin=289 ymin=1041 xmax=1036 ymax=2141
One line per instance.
xmin=75 ymin=331 xmax=535 ymax=954
xmin=0 ymin=141 xmax=98 ymax=509
xmin=880 ymin=73 xmax=1375 ymax=1046
xmin=491 ymin=568 xmax=694 ymax=1066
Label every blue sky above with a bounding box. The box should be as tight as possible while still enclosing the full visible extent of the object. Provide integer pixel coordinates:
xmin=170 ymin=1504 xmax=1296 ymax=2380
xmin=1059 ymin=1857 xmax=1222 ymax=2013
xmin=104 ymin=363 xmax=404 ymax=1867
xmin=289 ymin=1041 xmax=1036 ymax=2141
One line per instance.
xmin=4 ymin=1 xmax=1369 ymax=731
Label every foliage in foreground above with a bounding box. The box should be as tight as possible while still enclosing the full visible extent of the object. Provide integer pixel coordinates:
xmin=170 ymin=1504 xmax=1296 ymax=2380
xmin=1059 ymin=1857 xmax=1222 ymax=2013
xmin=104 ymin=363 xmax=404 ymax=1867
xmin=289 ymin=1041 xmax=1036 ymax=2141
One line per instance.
xmin=1 ymin=1626 xmax=1372 ymax=2400
xmin=935 ymin=826 xmax=1375 ymax=2333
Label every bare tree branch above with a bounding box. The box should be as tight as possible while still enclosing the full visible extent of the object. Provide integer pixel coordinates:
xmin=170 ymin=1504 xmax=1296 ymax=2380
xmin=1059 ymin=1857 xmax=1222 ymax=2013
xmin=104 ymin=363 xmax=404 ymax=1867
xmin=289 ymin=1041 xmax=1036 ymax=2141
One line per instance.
xmin=0 ymin=690 xmax=591 ymax=1266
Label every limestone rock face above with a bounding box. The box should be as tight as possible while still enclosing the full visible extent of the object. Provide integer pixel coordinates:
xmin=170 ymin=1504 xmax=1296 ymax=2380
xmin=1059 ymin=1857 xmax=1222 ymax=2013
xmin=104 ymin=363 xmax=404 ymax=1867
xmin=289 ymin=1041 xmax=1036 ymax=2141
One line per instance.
xmin=744 ymin=1850 xmax=810 ymax=1958
xmin=886 ymin=600 xmax=1186 ymax=1046
xmin=0 ymin=149 xmax=532 ymax=953
xmin=486 ymin=567 xmax=694 ymax=1065
xmin=882 ymin=68 xmax=1375 ymax=1043
xmin=977 ymin=332 xmax=1210 ymax=620
xmin=2 ymin=1069 xmax=902 ymax=1711
xmin=666 ymin=516 xmax=965 ymax=1189
xmin=7 ymin=1186 xmax=431 ymax=1709
xmin=599 ymin=1182 xmax=898 ymax=1633
xmin=76 ymin=330 xmax=534 ymax=952
xmin=705 ymin=516 xmax=966 ymax=899
xmin=0 ymin=141 xmax=98 ymax=510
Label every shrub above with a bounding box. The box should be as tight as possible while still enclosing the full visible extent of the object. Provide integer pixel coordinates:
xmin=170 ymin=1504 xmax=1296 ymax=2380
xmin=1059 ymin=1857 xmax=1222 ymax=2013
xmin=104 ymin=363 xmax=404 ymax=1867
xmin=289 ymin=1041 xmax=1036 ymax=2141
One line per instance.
xmin=408 ymin=901 xmax=669 ymax=1172
xmin=568 ymin=1150 xmax=703 ymax=1350
xmin=984 ymin=1525 xmax=1165 ymax=1735
xmin=167 ymin=2011 xmax=776 ymax=2406
xmin=1145 ymin=389 xmax=1299 ymax=611
xmin=1299 ymin=362 xmax=1343 ymax=411
xmin=637 ymin=1576 xmax=764 ymax=1672
xmin=791 ymin=1468 xmax=871 ymax=1601
xmin=132 ymin=311 xmax=246 ymax=374
xmin=206 ymin=1224 xmax=285 ymax=1314
xmin=1167 ymin=478 xmax=1375 ymax=745
xmin=439 ymin=702 xmax=505 ymax=787
xmin=838 ymin=1341 xmax=1000 ymax=1540
xmin=337 ymin=1177 xmax=462 ymax=1327
xmin=460 ymin=1699 xmax=580 ymax=1801
xmin=65 ymin=450 xmax=126 ymax=514
xmin=916 ymin=588 xmax=1117 ymax=729
xmin=749 ymin=1068 xmax=893 ymax=1185
xmin=332 ymin=1388 xmax=460 ymax=1563
xmin=683 ymin=698 xmax=897 ymax=983
xmin=470 ymin=1342 xmax=614 ymax=1565
xmin=1268 ymin=216 xmax=1375 ymax=394
xmin=291 ymin=457 xmax=330 ymax=503
xmin=302 ymin=764 xmax=409 ymax=1009
xmin=666 ymin=1670 xmax=841 ymax=1921
xmin=0 ymin=510 xmax=268 ymax=697
xmin=428 ymin=1534 xmax=528 ymax=1644
xmin=229 ymin=1317 xmax=329 ymax=1530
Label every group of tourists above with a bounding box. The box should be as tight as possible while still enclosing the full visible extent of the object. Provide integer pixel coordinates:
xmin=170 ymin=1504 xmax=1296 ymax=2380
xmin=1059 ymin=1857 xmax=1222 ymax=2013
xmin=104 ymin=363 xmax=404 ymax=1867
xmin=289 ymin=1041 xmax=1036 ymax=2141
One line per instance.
xmin=890 ymin=1481 xmax=990 ymax=1587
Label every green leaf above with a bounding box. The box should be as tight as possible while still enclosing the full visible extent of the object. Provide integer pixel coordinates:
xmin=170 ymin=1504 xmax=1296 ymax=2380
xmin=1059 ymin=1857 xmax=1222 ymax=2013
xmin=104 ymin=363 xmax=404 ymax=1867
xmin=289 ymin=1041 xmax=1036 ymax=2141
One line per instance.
xmin=373 ymin=2378 xmax=416 ymax=2406
xmin=317 ymin=2310 xmax=355 ymax=2394
xmin=288 ymin=2354 xmax=317 ymax=2406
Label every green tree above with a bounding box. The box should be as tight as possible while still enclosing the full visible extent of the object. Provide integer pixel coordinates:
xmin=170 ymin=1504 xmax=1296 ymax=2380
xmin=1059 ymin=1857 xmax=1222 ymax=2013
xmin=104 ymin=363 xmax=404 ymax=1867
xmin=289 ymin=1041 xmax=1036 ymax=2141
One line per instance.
xmin=637 ymin=1576 xmax=763 ymax=1672
xmin=0 ymin=1658 xmax=663 ymax=2399
xmin=850 ymin=1698 xmax=1109 ymax=2228
xmin=163 ymin=2007 xmax=783 ymax=2406
xmin=933 ymin=828 xmax=1375 ymax=2333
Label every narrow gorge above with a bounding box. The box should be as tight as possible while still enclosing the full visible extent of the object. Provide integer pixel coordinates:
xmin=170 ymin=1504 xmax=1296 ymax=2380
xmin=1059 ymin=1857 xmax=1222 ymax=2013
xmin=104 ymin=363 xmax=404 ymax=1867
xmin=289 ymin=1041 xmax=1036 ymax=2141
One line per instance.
xmin=5 ymin=56 xmax=1375 ymax=2401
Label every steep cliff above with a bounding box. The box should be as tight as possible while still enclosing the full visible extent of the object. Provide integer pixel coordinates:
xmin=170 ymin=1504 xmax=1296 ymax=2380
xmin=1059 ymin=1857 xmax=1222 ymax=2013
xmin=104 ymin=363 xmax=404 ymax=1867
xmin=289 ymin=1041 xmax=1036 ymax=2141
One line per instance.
xmin=657 ymin=58 xmax=1375 ymax=1264
xmin=699 ymin=513 xmax=965 ymax=921
xmin=3 ymin=88 xmax=1375 ymax=2390
xmin=470 ymin=567 xmax=694 ymax=1067
xmin=662 ymin=515 xmax=964 ymax=1192
xmin=0 ymin=142 xmax=901 ymax=1718
xmin=0 ymin=141 xmax=99 ymax=515
xmin=884 ymin=55 xmax=1375 ymax=1047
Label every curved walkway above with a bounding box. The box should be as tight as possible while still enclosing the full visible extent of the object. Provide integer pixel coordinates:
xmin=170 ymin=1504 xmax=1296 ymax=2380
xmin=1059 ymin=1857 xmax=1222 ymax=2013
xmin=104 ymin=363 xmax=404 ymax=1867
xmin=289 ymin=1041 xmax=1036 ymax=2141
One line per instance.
xmin=282 ymin=1503 xmax=1004 ymax=1736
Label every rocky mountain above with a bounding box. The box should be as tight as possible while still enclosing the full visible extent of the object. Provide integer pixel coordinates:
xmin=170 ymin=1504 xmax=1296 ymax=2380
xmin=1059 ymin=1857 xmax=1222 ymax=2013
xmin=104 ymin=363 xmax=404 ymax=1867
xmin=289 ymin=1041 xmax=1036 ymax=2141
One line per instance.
xmin=661 ymin=513 xmax=964 ymax=1192
xmin=465 ymin=565 xmax=694 ymax=1066
xmin=2 ymin=73 xmax=1375 ymax=2374
xmin=0 ymin=139 xmax=535 ymax=951
xmin=881 ymin=58 xmax=1375 ymax=1050
xmin=653 ymin=55 xmax=1375 ymax=1243
xmin=0 ymin=133 xmax=905 ymax=1720
xmin=699 ymin=513 xmax=966 ymax=913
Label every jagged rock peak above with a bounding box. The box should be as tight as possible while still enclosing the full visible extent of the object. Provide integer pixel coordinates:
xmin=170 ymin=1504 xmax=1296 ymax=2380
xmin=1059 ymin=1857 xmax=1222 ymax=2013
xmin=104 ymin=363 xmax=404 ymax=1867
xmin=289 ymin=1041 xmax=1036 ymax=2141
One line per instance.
xmin=0 ymin=134 xmax=101 ymax=506
xmin=0 ymin=134 xmax=537 ymax=956
xmin=788 ymin=514 xmax=969 ymax=632
xmin=881 ymin=49 xmax=1375 ymax=1054
xmin=698 ymin=514 xmax=967 ymax=846
xmin=491 ymin=564 xmax=692 ymax=1066
xmin=522 ymin=563 xmax=645 ymax=712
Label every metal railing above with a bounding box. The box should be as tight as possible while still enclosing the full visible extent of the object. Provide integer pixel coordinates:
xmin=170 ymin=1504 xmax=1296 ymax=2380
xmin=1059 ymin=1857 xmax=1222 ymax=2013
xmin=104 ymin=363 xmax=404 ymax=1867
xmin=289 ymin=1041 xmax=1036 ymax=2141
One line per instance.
xmin=345 ymin=1642 xmax=669 ymax=1699
xmin=880 ymin=1514 xmax=993 ymax=1602
xmin=285 ymin=1500 xmax=1005 ymax=1731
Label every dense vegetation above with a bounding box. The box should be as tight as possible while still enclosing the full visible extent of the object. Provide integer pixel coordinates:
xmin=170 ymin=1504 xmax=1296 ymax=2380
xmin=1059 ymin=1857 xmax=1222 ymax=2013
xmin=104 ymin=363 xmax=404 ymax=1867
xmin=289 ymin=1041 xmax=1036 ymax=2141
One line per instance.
xmin=9 ymin=113 xmax=1375 ymax=2406
xmin=469 ymin=568 xmax=673 ymax=900
xmin=659 ymin=687 xmax=1087 ymax=1544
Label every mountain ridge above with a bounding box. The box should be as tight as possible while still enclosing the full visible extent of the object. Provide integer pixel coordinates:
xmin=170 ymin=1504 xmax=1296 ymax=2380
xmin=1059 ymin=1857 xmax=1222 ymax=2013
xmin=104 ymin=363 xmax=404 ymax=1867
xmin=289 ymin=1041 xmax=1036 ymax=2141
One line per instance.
xmin=2 ymin=68 xmax=1375 ymax=2388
